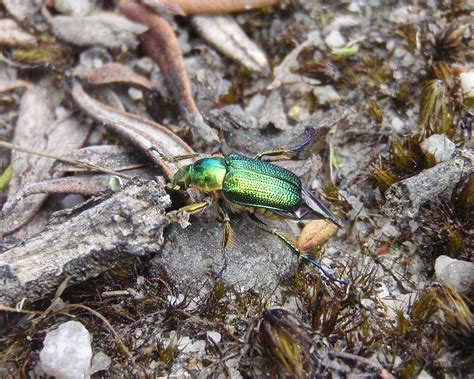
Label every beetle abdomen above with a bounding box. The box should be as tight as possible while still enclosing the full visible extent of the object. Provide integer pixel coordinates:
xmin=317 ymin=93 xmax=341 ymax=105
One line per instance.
xmin=223 ymin=154 xmax=302 ymax=211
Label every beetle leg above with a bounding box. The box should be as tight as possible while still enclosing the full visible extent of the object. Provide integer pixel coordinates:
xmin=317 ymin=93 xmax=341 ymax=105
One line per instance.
xmin=248 ymin=213 xmax=348 ymax=284
xmin=149 ymin=145 xmax=201 ymax=162
xmin=163 ymin=200 xmax=210 ymax=227
xmin=253 ymin=128 xmax=314 ymax=160
xmin=216 ymin=206 xmax=235 ymax=278
xmin=248 ymin=213 xmax=300 ymax=253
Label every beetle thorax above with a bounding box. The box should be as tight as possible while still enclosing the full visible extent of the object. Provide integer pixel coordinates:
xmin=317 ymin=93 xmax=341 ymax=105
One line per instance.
xmin=186 ymin=157 xmax=227 ymax=192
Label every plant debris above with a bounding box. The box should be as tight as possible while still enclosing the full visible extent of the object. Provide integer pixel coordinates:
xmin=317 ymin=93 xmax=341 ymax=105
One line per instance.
xmin=0 ymin=1 xmax=473 ymax=378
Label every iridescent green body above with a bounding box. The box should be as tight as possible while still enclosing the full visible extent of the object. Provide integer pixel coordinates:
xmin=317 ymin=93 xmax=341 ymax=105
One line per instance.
xmin=223 ymin=154 xmax=301 ymax=212
xmin=172 ymin=154 xmax=302 ymax=213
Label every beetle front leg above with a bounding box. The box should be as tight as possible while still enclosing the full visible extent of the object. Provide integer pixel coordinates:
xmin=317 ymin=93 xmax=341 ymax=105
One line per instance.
xmin=254 ymin=128 xmax=314 ymax=161
xmin=163 ymin=200 xmax=210 ymax=227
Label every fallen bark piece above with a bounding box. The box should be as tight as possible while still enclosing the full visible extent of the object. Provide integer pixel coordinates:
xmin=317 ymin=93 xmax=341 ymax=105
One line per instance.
xmin=0 ymin=178 xmax=171 ymax=307
xmin=51 ymin=145 xmax=149 ymax=174
xmin=383 ymin=151 xmax=473 ymax=222
xmin=48 ymin=12 xmax=147 ymax=49
xmin=192 ymin=15 xmax=270 ymax=75
xmin=0 ymin=19 xmax=37 ymax=47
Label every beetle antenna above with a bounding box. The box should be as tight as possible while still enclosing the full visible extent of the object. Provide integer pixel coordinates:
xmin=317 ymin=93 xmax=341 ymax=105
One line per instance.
xmin=301 ymin=255 xmax=349 ymax=285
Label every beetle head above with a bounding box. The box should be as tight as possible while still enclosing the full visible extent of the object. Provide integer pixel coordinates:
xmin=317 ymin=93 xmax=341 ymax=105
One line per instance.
xmin=168 ymin=164 xmax=192 ymax=190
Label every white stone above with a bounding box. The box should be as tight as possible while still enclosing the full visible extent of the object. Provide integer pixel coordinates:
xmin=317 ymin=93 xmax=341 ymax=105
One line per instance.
xmin=40 ymin=321 xmax=93 ymax=379
xmin=326 ymin=15 xmax=359 ymax=31
xmin=391 ymin=116 xmax=404 ymax=132
xmin=55 ymin=0 xmax=95 ymax=15
xmin=420 ymin=134 xmax=455 ymax=163
xmin=417 ymin=369 xmax=434 ymax=379
xmin=90 ymin=351 xmax=111 ymax=374
xmin=313 ymin=85 xmax=341 ymax=105
xmin=460 ymin=71 xmax=474 ymax=98
xmin=182 ymin=339 xmax=206 ymax=353
xmin=206 ymin=331 xmax=221 ymax=345
xmin=435 ymin=255 xmax=474 ymax=295
xmin=128 ymin=87 xmax=143 ymax=100
xmin=325 ymin=30 xmax=345 ymax=49
xmin=167 ymin=294 xmax=185 ymax=306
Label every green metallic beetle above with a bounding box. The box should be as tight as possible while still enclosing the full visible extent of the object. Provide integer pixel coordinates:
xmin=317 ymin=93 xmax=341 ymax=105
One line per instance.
xmin=160 ymin=129 xmax=344 ymax=281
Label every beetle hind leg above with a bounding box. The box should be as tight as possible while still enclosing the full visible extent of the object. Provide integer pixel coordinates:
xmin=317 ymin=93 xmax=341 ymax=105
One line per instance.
xmin=216 ymin=207 xmax=235 ymax=278
xmin=248 ymin=213 xmax=348 ymax=284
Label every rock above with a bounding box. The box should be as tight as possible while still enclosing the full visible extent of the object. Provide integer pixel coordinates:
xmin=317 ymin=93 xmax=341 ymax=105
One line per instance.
xmin=40 ymin=321 xmax=92 ymax=379
xmin=313 ymin=85 xmax=341 ymax=105
xmin=435 ymin=255 xmax=474 ymax=296
xmin=459 ymin=70 xmax=474 ymax=98
xmin=90 ymin=351 xmax=111 ymax=375
xmin=383 ymin=151 xmax=473 ymax=222
xmin=206 ymin=331 xmax=221 ymax=345
xmin=390 ymin=116 xmax=404 ymax=132
xmin=325 ymin=30 xmax=345 ymax=49
xmin=420 ymin=134 xmax=455 ymax=163
xmin=150 ymin=218 xmax=298 ymax=293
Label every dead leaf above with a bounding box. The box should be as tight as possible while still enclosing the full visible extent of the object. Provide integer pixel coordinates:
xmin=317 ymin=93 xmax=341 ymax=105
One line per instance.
xmin=0 ymin=19 xmax=37 ymax=47
xmin=3 ymin=84 xmax=92 ymax=235
xmin=86 ymin=62 xmax=153 ymax=90
xmin=298 ymin=219 xmax=339 ymax=252
xmin=192 ymin=15 xmax=270 ymax=75
xmin=142 ymin=0 xmax=279 ymax=16
xmin=48 ymin=12 xmax=148 ymax=48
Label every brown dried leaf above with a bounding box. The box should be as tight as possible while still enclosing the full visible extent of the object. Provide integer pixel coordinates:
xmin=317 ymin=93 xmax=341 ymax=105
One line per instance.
xmin=142 ymin=0 xmax=279 ymax=16
xmin=3 ymin=84 xmax=92 ymax=235
xmin=71 ymin=82 xmax=193 ymax=178
xmin=192 ymin=15 xmax=270 ymax=75
xmin=85 ymin=62 xmax=153 ymax=90
xmin=0 ymin=19 xmax=37 ymax=47
xmin=298 ymin=219 xmax=339 ymax=252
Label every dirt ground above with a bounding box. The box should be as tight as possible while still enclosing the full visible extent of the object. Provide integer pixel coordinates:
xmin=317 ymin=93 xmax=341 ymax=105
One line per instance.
xmin=0 ymin=1 xmax=473 ymax=378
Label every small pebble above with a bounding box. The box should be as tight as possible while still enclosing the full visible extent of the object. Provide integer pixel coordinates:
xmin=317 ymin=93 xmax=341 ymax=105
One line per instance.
xmin=435 ymin=255 xmax=474 ymax=295
xmin=325 ymin=30 xmax=345 ymax=49
xmin=420 ymin=134 xmax=455 ymax=163
xmin=313 ymin=85 xmax=341 ymax=105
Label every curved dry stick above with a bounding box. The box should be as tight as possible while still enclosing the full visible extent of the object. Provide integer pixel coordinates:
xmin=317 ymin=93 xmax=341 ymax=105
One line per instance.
xmin=2 ymin=175 xmax=113 ymax=214
xmin=71 ymin=82 xmax=194 ymax=179
xmin=144 ymin=0 xmax=280 ymax=16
